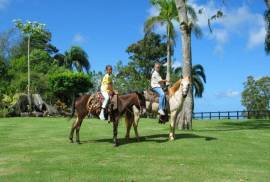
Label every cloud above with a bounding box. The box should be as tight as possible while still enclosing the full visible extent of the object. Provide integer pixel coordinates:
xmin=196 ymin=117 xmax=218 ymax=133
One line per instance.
xmin=247 ymin=24 xmax=266 ymax=49
xmin=148 ymin=5 xmax=160 ymax=17
xmin=216 ymin=90 xmax=240 ymax=98
xmin=0 ymin=0 xmax=10 ymax=10
xmin=172 ymin=60 xmax=181 ymax=68
xmin=189 ymin=1 xmax=266 ymax=53
xmin=72 ymin=33 xmax=86 ymax=44
xmin=146 ymin=0 xmax=266 ymax=54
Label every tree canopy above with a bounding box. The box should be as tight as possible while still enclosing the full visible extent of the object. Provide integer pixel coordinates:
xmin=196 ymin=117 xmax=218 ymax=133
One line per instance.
xmin=241 ymin=76 xmax=270 ymax=112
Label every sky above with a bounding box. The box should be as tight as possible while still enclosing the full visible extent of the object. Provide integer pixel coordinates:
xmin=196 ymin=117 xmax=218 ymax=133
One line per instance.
xmin=0 ymin=0 xmax=269 ymax=112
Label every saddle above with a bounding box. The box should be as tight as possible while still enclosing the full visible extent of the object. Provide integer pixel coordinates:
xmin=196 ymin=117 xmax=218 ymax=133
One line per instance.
xmin=87 ymin=92 xmax=118 ymax=119
xmin=145 ymin=90 xmax=169 ymax=124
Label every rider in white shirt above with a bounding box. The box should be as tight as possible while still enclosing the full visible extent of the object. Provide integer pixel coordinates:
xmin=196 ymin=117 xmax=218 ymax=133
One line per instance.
xmin=151 ymin=63 xmax=169 ymax=115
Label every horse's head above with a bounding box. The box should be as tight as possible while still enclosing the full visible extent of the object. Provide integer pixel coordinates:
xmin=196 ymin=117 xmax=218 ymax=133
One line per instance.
xmin=135 ymin=91 xmax=146 ymax=115
xmin=181 ymin=76 xmax=191 ymax=98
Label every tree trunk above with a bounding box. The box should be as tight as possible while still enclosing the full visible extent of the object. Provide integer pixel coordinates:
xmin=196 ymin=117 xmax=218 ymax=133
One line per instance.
xmin=166 ymin=30 xmax=171 ymax=84
xmin=175 ymin=0 xmax=193 ymax=130
xmin=27 ymin=35 xmax=32 ymax=112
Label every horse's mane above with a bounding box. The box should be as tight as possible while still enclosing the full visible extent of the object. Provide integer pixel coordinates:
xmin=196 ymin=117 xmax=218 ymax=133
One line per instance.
xmin=168 ymin=79 xmax=181 ymax=97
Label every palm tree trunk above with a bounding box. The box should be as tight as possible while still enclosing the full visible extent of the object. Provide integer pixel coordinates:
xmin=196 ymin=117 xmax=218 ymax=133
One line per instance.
xmin=27 ymin=35 xmax=32 ymax=112
xmin=175 ymin=0 xmax=193 ymax=130
xmin=166 ymin=31 xmax=171 ymax=84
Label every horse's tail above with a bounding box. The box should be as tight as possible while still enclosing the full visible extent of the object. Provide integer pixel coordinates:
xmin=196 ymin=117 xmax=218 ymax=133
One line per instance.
xmin=125 ymin=108 xmax=134 ymax=126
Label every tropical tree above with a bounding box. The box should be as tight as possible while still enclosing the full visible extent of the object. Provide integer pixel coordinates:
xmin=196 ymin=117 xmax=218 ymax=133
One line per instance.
xmin=241 ymin=76 xmax=270 ymax=118
xmin=173 ymin=0 xmax=205 ymax=129
xmin=145 ymin=0 xmax=201 ymax=84
xmin=13 ymin=20 xmax=47 ymax=111
xmin=144 ymin=0 xmax=178 ymax=83
xmin=54 ymin=46 xmax=90 ymax=73
xmin=48 ymin=71 xmax=92 ymax=106
xmin=113 ymin=32 xmax=167 ymax=93
xmin=172 ymin=64 xmax=206 ymax=98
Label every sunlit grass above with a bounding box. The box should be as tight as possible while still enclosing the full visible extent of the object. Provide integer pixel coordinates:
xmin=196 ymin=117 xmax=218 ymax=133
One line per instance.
xmin=0 ymin=117 xmax=269 ymax=181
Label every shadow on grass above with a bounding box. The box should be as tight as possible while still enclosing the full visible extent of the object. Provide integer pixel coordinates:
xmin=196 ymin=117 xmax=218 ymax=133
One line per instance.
xmin=196 ymin=119 xmax=270 ymax=132
xmin=80 ymin=133 xmax=217 ymax=146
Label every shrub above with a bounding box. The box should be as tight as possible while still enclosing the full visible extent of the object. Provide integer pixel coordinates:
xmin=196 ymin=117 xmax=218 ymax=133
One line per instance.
xmin=0 ymin=108 xmax=9 ymax=118
xmin=48 ymin=71 xmax=92 ymax=106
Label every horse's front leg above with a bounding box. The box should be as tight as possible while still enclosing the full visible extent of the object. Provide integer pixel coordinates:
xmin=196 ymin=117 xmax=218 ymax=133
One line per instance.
xmin=125 ymin=116 xmax=132 ymax=142
xmin=133 ymin=107 xmax=141 ymax=142
xmin=113 ymin=119 xmax=119 ymax=147
xmin=169 ymin=110 xmax=177 ymax=141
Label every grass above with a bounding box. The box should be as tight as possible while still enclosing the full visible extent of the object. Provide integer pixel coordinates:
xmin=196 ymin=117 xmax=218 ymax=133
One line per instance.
xmin=0 ymin=117 xmax=269 ymax=182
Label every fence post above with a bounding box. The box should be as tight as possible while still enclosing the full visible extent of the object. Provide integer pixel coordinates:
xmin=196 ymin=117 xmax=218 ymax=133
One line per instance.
xmin=201 ymin=112 xmax=203 ymax=120
xmin=209 ymin=112 xmax=212 ymax=120
xmin=228 ymin=112 xmax=230 ymax=119
xmin=237 ymin=111 xmax=239 ymax=120
xmin=218 ymin=112 xmax=220 ymax=120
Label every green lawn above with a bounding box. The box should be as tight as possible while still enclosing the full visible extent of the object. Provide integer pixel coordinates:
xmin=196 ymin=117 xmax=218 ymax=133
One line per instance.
xmin=0 ymin=117 xmax=269 ymax=182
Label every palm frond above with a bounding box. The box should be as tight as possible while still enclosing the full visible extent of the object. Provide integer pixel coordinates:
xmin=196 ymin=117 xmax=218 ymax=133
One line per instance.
xmin=193 ymin=75 xmax=204 ymax=98
xmin=191 ymin=23 xmax=203 ymax=39
xmin=144 ymin=16 xmax=165 ymax=34
xmin=193 ymin=64 xmax=206 ymax=83
xmin=68 ymin=46 xmax=90 ymax=72
xmin=186 ymin=5 xmax=198 ymax=22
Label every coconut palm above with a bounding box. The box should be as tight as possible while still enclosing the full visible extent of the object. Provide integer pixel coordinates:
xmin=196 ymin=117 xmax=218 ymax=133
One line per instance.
xmin=54 ymin=46 xmax=90 ymax=73
xmin=173 ymin=64 xmax=206 ymax=98
xmin=174 ymin=0 xmax=205 ymax=129
xmin=144 ymin=0 xmax=201 ymax=84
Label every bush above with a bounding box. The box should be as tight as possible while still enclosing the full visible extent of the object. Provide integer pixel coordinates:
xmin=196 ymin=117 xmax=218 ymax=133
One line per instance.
xmin=0 ymin=108 xmax=9 ymax=117
xmin=48 ymin=71 xmax=92 ymax=106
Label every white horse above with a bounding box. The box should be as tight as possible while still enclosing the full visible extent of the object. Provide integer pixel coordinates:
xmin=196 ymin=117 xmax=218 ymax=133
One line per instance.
xmin=125 ymin=76 xmax=191 ymax=141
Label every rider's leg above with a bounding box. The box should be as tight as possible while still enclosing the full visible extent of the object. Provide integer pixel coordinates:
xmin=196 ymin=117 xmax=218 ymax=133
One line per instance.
xmin=100 ymin=91 xmax=109 ymax=120
xmin=152 ymin=87 xmax=166 ymax=115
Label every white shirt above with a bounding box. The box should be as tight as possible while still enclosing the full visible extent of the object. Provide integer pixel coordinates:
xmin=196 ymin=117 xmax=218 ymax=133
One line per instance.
xmin=151 ymin=70 xmax=162 ymax=88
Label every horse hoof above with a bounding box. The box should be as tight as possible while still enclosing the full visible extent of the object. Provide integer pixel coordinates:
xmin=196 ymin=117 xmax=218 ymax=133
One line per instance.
xmin=169 ymin=137 xmax=175 ymax=141
xmin=76 ymin=141 xmax=81 ymax=144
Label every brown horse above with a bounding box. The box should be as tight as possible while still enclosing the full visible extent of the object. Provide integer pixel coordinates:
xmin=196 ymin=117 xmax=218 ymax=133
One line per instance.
xmin=69 ymin=91 xmax=146 ymax=146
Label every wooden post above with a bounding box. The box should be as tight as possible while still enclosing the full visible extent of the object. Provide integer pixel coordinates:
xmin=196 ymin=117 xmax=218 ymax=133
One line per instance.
xmin=218 ymin=112 xmax=220 ymax=120
xmin=201 ymin=112 xmax=203 ymax=120
xmin=228 ymin=112 xmax=230 ymax=119
xmin=209 ymin=112 xmax=212 ymax=120
xmin=237 ymin=111 xmax=239 ymax=120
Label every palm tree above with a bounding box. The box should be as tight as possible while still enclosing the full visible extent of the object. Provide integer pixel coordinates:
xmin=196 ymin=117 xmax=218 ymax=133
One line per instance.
xmin=144 ymin=0 xmax=178 ymax=84
xmin=173 ymin=64 xmax=206 ymax=98
xmin=54 ymin=46 xmax=90 ymax=73
xmin=174 ymin=0 xmax=202 ymax=130
xmin=144 ymin=0 xmax=201 ymax=84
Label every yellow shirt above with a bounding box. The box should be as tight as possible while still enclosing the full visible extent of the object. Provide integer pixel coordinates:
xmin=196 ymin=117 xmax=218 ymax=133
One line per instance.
xmin=101 ymin=73 xmax=113 ymax=92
